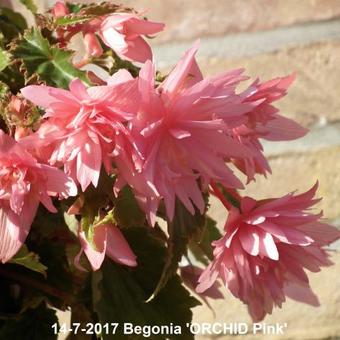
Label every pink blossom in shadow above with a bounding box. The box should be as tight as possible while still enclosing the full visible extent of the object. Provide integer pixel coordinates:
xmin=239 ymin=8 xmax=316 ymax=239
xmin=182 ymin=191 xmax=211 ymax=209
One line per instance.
xmin=196 ymin=183 xmax=340 ymax=321
xmin=75 ymin=223 xmax=137 ymax=271
xmin=181 ymin=265 xmax=223 ymax=300
xmin=0 ymin=131 xmax=77 ymax=263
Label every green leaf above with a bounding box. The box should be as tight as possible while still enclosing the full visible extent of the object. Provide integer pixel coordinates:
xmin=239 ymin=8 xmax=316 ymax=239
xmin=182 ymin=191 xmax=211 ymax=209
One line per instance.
xmin=66 ymin=3 xmax=85 ymax=14
xmin=54 ymin=2 xmax=132 ymax=28
xmin=9 ymin=245 xmax=47 ymax=277
xmin=26 ymin=206 xmax=76 ymax=308
xmin=80 ymin=171 xmax=115 ymax=221
xmin=0 ymin=303 xmax=59 ymax=340
xmin=19 ymin=0 xmax=38 ymax=14
xmin=93 ymin=228 xmax=200 ymax=340
xmin=0 ymin=47 xmax=10 ymax=72
xmin=149 ymin=200 xmax=206 ymax=300
xmin=21 ymin=294 xmax=45 ymax=313
xmin=13 ymin=28 xmax=90 ymax=89
xmin=0 ymin=80 xmax=9 ymax=99
xmin=63 ymin=211 xmax=79 ymax=236
xmin=0 ymin=7 xmax=27 ymax=32
xmin=76 ymin=172 xmax=115 ymax=248
xmin=0 ymin=64 xmax=25 ymax=93
xmin=0 ymin=7 xmax=27 ymax=45
xmin=189 ymin=216 xmax=222 ymax=265
xmin=55 ymin=15 xmax=90 ymax=26
xmin=114 ymin=186 xmax=146 ymax=228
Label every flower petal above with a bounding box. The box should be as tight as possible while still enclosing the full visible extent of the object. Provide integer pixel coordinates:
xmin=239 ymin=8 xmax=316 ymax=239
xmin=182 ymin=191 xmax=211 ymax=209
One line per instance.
xmin=105 ymin=224 xmax=137 ymax=267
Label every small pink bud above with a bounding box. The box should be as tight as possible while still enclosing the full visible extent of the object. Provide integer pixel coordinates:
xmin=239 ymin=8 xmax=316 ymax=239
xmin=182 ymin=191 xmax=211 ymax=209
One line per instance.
xmin=51 ymin=1 xmax=69 ymax=18
xmin=84 ymin=32 xmax=103 ymax=58
xmin=7 ymin=95 xmax=31 ymax=122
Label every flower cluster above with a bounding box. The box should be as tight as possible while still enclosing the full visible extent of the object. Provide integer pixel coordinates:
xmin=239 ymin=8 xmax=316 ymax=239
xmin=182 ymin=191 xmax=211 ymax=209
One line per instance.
xmin=0 ymin=0 xmax=338 ymax=322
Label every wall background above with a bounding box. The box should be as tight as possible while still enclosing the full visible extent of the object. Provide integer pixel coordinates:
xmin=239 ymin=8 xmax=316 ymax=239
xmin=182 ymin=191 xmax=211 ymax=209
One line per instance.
xmin=6 ymin=1 xmax=340 ymax=339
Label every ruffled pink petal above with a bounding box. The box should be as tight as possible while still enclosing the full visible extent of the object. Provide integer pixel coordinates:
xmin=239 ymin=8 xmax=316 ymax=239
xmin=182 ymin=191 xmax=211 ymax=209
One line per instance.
xmin=120 ymin=36 xmax=153 ymax=63
xmin=0 ymin=206 xmax=24 ymax=263
xmin=284 ymin=282 xmax=320 ymax=307
xmin=125 ymin=17 xmax=165 ymax=36
xmin=76 ymin=138 xmax=102 ymax=191
xmin=21 ymin=85 xmax=75 ymax=108
xmin=0 ymin=130 xmax=16 ymax=151
xmin=160 ymin=40 xmax=200 ymax=98
xmin=138 ymin=60 xmax=155 ymax=103
xmin=9 ymin=182 xmax=27 ymax=215
xmin=77 ymin=226 xmax=107 ymax=271
xmin=84 ymin=32 xmax=103 ymax=58
xmin=0 ymin=199 xmax=39 ymax=263
xmin=39 ymin=192 xmax=58 ymax=213
xmin=100 ymin=14 xmax=133 ymax=31
xmin=101 ymin=27 xmax=128 ymax=54
xmin=38 ymin=164 xmax=77 ymax=198
xmin=259 ymin=231 xmax=279 ymax=260
xmin=239 ymin=228 xmax=260 ymax=256
xmin=298 ymin=222 xmax=340 ymax=246
xmin=69 ymin=79 xmax=90 ymax=101
xmin=181 ymin=265 xmax=223 ymax=299
xmin=196 ymin=262 xmax=220 ymax=294
xmin=105 ymin=224 xmax=137 ymax=267
xmin=107 ymin=69 xmax=134 ymax=86
xmin=262 ymin=114 xmax=308 ymax=141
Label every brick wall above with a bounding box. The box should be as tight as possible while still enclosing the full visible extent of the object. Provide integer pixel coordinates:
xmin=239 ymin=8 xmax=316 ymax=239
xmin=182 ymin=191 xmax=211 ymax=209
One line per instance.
xmin=54 ymin=0 xmax=340 ymax=43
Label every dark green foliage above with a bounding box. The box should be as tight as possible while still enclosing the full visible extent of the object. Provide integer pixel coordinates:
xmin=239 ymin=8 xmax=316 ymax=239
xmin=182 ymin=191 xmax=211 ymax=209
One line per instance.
xmin=93 ymin=228 xmax=200 ymax=339
xmin=0 ymin=303 xmax=59 ymax=340
xmin=114 ymin=186 xmax=146 ymax=228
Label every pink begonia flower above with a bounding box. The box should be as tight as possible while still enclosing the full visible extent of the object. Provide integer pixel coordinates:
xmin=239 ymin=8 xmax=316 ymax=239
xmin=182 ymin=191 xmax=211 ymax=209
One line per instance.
xmin=231 ymin=75 xmax=308 ymax=181
xmin=99 ymin=13 xmax=165 ymax=62
xmin=21 ymin=72 xmax=139 ymax=192
xmin=75 ymin=223 xmax=137 ymax=271
xmin=196 ymin=183 xmax=340 ymax=321
xmin=116 ymin=42 xmax=253 ymax=224
xmin=0 ymin=131 xmax=77 ymax=263
xmin=50 ymin=4 xmax=164 ymax=64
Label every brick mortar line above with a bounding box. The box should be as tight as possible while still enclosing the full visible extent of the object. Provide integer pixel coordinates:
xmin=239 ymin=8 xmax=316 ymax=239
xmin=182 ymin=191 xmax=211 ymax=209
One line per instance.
xmin=153 ymin=19 xmax=340 ymax=67
xmin=262 ymin=121 xmax=340 ymax=158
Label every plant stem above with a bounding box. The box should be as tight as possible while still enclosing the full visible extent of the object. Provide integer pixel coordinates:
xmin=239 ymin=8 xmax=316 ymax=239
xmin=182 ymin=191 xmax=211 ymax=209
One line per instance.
xmin=0 ymin=266 xmax=72 ymax=302
xmin=210 ymin=181 xmax=233 ymax=210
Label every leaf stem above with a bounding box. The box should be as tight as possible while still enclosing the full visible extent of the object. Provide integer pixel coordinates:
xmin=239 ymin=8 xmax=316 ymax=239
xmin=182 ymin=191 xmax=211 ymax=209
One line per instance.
xmin=209 ymin=181 xmax=241 ymax=210
xmin=0 ymin=265 xmax=72 ymax=302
